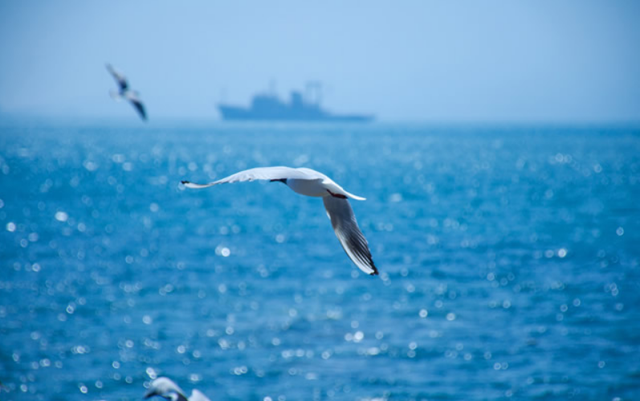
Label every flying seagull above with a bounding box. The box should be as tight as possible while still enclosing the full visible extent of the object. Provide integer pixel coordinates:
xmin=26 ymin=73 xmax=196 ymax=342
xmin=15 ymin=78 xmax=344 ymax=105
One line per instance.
xmin=182 ymin=166 xmax=379 ymax=276
xmin=106 ymin=63 xmax=147 ymax=121
xmin=145 ymin=377 xmax=210 ymax=401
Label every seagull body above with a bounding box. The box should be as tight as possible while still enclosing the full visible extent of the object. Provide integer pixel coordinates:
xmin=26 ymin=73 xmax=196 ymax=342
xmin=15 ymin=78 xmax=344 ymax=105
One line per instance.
xmin=182 ymin=166 xmax=379 ymax=276
xmin=106 ymin=63 xmax=147 ymax=121
xmin=145 ymin=377 xmax=211 ymax=401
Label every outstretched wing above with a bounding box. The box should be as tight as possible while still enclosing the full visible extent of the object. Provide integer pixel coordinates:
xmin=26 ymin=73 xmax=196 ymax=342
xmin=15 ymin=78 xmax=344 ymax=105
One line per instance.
xmin=323 ymin=196 xmax=378 ymax=275
xmin=106 ymin=63 xmax=128 ymax=91
xmin=182 ymin=166 xmax=319 ymax=189
xmin=190 ymin=390 xmax=212 ymax=401
xmin=127 ymin=95 xmax=147 ymax=121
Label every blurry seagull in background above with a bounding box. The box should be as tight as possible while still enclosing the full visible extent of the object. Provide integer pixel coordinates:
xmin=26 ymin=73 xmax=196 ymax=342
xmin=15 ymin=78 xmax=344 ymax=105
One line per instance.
xmin=145 ymin=377 xmax=211 ymax=401
xmin=106 ymin=63 xmax=147 ymax=121
xmin=182 ymin=166 xmax=379 ymax=276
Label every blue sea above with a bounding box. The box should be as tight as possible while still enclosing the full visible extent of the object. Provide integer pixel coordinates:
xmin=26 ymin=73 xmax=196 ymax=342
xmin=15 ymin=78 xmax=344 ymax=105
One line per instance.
xmin=1 ymin=119 xmax=639 ymax=400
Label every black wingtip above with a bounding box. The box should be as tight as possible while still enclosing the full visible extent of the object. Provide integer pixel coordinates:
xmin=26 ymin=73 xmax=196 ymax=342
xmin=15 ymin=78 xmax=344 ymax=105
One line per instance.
xmin=369 ymin=263 xmax=379 ymax=276
xmin=181 ymin=180 xmax=190 ymax=185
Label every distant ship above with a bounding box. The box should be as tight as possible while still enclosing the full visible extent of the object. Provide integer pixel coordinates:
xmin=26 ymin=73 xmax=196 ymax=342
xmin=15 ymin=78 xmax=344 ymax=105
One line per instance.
xmin=218 ymin=86 xmax=374 ymax=122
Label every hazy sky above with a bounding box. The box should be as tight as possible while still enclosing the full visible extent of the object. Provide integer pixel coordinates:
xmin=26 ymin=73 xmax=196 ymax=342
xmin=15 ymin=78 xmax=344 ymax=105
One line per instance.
xmin=1 ymin=1 xmax=639 ymax=122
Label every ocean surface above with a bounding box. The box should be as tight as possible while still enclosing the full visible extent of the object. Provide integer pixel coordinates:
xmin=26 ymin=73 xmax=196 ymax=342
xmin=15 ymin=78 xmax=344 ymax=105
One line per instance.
xmin=1 ymin=119 xmax=639 ymax=401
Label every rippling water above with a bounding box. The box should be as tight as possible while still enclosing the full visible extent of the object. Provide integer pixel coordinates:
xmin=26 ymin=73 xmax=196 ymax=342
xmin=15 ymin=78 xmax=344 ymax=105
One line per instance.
xmin=1 ymin=119 xmax=639 ymax=400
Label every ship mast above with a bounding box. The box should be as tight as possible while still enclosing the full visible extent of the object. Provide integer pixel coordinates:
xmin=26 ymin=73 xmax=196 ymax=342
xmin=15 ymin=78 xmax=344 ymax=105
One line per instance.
xmin=305 ymin=81 xmax=323 ymax=105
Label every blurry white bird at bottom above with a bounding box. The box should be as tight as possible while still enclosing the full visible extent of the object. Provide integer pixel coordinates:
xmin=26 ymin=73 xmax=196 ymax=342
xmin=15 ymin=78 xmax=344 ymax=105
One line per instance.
xmin=144 ymin=377 xmax=210 ymax=401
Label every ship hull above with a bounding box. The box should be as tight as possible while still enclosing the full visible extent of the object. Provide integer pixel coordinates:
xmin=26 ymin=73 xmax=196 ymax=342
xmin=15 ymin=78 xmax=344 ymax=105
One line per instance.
xmin=218 ymin=105 xmax=374 ymax=122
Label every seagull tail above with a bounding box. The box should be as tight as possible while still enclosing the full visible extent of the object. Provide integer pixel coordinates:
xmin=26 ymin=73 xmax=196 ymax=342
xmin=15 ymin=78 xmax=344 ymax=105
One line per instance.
xmin=344 ymin=191 xmax=366 ymax=201
xmin=326 ymin=182 xmax=366 ymax=201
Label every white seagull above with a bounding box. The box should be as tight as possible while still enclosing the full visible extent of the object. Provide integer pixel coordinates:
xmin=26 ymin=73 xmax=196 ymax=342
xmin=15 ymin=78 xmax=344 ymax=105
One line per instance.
xmin=145 ymin=377 xmax=210 ymax=401
xmin=182 ymin=166 xmax=379 ymax=276
xmin=106 ymin=63 xmax=147 ymax=121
